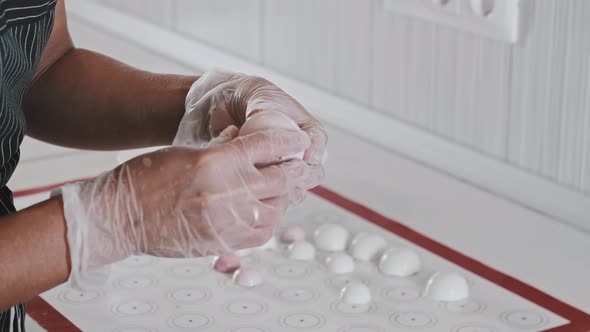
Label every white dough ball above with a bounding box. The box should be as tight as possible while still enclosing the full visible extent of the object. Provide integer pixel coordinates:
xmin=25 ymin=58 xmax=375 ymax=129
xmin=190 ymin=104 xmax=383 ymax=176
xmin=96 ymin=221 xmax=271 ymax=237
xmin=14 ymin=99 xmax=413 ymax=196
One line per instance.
xmin=349 ymin=233 xmax=387 ymax=261
xmin=378 ymin=247 xmax=421 ymax=277
xmin=423 ymin=272 xmax=469 ymax=302
xmin=232 ymin=267 xmax=263 ymax=287
xmin=325 ymin=253 xmax=355 ymax=274
xmin=238 ymin=110 xmax=304 ymax=160
xmin=339 ymin=282 xmax=372 ymax=305
xmin=280 ymin=225 xmax=306 ymax=243
xmin=313 ymin=224 xmax=350 ymax=252
xmin=286 ymin=241 xmax=316 ymax=260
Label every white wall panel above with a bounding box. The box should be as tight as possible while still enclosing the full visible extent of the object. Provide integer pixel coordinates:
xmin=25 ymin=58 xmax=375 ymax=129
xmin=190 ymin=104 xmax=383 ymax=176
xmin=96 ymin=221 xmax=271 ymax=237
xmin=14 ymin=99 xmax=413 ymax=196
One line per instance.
xmin=583 ymin=61 xmax=590 ymax=194
xmin=467 ymin=38 xmax=510 ymax=157
xmin=263 ymin=0 xmax=372 ymax=105
xmin=508 ymin=0 xmax=590 ymax=191
xmin=174 ymin=0 xmax=261 ymax=61
xmin=557 ymin=0 xmax=590 ymax=191
xmin=372 ymin=6 xmax=411 ymax=120
xmin=74 ymin=0 xmax=590 ymax=197
xmin=102 ymin=0 xmax=173 ymax=28
xmin=431 ymin=25 xmax=459 ymax=137
xmin=69 ymin=16 xmax=192 ymax=75
xmin=66 ymin=0 xmax=590 ymax=228
xmin=372 ymin=4 xmax=510 ymax=158
xmin=407 ymin=19 xmax=437 ymax=128
xmin=332 ymin=0 xmax=374 ymax=105
xmin=508 ymin=1 xmax=564 ymax=181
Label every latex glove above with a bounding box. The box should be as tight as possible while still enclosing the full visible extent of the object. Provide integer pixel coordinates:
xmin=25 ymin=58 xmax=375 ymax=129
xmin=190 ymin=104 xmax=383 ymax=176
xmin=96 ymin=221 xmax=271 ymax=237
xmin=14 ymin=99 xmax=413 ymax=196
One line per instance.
xmin=174 ymin=70 xmax=327 ymax=165
xmin=61 ymin=128 xmax=314 ymax=289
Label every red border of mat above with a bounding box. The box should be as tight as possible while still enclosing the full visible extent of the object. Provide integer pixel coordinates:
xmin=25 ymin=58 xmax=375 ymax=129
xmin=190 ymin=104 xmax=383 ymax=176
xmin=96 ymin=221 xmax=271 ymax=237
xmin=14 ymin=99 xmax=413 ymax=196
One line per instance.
xmin=14 ymin=183 xmax=590 ymax=332
xmin=27 ymin=297 xmax=81 ymax=332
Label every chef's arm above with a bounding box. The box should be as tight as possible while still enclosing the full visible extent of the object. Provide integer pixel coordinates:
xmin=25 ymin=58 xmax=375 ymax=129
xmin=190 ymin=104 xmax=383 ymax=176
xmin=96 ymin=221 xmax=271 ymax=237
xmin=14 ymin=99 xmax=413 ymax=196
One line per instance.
xmin=0 ymin=197 xmax=69 ymax=311
xmin=23 ymin=0 xmax=198 ymax=150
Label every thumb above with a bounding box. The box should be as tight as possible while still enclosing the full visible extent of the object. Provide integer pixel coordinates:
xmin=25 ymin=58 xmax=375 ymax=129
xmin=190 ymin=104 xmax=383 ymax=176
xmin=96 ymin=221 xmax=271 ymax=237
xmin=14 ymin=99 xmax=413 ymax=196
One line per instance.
xmin=207 ymin=125 xmax=239 ymax=147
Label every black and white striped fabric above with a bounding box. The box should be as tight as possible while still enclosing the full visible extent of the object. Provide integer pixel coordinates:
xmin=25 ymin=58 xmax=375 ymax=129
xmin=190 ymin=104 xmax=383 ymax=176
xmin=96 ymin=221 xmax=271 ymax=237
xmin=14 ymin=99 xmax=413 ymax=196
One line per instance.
xmin=0 ymin=0 xmax=56 ymax=331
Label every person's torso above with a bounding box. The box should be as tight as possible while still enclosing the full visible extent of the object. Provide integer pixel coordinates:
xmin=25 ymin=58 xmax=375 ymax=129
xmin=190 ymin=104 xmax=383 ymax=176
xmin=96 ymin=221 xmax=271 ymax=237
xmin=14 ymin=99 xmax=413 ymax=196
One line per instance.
xmin=0 ymin=1 xmax=57 ymax=331
xmin=0 ymin=0 xmax=57 ymax=188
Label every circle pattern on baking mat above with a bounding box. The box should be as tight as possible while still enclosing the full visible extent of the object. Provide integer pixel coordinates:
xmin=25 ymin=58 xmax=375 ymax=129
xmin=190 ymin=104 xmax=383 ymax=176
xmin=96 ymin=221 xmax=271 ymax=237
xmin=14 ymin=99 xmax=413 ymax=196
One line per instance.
xmin=168 ymin=287 xmax=212 ymax=304
xmin=225 ymin=299 xmax=269 ymax=316
xmin=58 ymin=289 xmax=103 ymax=304
xmin=168 ymin=263 xmax=206 ymax=279
xmin=275 ymin=287 xmax=319 ymax=303
xmin=500 ymin=310 xmax=547 ymax=329
xmin=111 ymin=299 xmax=157 ymax=316
xmin=390 ymin=311 xmax=437 ymax=329
xmin=114 ymin=275 xmax=157 ymax=289
xmin=273 ymin=264 xmax=312 ymax=279
xmin=167 ymin=313 xmax=213 ymax=330
xmin=280 ymin=312 xmax=326 ymax=329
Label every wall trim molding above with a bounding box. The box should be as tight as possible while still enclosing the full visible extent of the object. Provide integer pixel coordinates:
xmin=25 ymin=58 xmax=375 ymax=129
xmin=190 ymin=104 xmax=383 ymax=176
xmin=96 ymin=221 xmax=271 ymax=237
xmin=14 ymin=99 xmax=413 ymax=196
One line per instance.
xmin=67 ymin=1 xmax=590 ymax=231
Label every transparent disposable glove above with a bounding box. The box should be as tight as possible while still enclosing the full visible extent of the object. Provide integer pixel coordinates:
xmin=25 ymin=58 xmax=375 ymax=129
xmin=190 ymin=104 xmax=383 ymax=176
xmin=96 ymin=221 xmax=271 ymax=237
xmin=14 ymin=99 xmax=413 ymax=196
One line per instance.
xmin=174 ymin=70 xmax=327 ymax=166
xmin=61 ymin=128 xmax=316 ymax=289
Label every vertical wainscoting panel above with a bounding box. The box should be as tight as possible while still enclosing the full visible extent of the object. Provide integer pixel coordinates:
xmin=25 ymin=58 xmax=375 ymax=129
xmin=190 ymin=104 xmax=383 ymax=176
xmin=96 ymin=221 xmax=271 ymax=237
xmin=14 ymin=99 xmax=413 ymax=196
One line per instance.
xmin=332 ymin=0 xmax=374 ymax=105
xmin=431 ymin=25 xmax=460 ymax=138
xmin=557 ymin=0 xmax=590 ymax=192
xmin=583 ymin=59 xmax=590 ymax=194
xmin=509 ymin=1 xmax=566 ymax=181
xmin=86 ymin=0 xmax=589 ymax=197
xmin=468 ymin=38 xmax=511 ymax=158
xmin=407 ymin=19 xmax=437 ymax=128
xmin=372 ymin=7 xmax=412 ymax=120
xmin=174 ymin=0 xmax=262 ymax=62
xmin=373 ymin=4 xmax=510 ymax=158
xmin=101 ymin=0 xmax=174 ymax=28
xmin=509 ymin=0 xmax=590 ymax=191
xmin=262 ymin=0 xmax=373 ymax=105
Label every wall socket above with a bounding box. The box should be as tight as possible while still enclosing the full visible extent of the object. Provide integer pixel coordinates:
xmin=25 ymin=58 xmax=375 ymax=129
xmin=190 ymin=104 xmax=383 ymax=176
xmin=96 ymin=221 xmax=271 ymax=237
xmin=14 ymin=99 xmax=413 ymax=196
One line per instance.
xmin=383 ymin=0 xmax=521 ymax=43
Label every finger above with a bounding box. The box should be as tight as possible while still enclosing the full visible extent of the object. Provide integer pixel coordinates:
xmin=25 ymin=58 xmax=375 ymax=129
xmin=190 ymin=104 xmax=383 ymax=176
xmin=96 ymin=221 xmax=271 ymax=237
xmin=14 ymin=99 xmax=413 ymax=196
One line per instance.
xmin=207 ymin=125 xmax=239 ymax=147
xmin=219 ymin=199 xmax=282 ymax=230
xmin=238 ymin=198 xmax=288 ymax=249
xmin=225 ymin=203 xmax=284 ymax=250
xmin=174 ymin=96 xmax=215 ymax=147
xmin=261 ymin=195 xmax=289 ymax=219
xmin=302 ymin=125 xmax=327 ymax=165
xmin=199 ymin=198 xmax=286 ymax=253
xmin=231 ymin=129 xmax=310 ymax=165
xmin=233 ymin=225 xmax=275 ymax=250
xmin=229 ymin=196 xmax=287 ymax=230
xmin=289 ymin=189 xmax=307 ymax=205
xmin=297 ymin=164 xmax=326 ymax=190
xmin=245 ymin=160 xmax=309 ymax=200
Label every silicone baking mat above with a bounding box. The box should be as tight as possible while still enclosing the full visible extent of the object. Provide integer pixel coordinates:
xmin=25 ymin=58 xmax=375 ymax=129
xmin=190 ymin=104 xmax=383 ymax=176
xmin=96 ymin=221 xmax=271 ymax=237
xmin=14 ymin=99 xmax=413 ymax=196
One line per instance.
xmin=13 ymin=185 xmax=590 ymax=332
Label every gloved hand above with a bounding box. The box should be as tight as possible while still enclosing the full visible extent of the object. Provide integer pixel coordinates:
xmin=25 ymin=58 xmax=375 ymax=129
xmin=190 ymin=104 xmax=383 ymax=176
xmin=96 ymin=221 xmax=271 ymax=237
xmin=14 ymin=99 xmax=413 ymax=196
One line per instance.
xmin=174 ymin=70 xmax=327 ymax=166
xmin=61 ymin=128 xmax=316 ymax=289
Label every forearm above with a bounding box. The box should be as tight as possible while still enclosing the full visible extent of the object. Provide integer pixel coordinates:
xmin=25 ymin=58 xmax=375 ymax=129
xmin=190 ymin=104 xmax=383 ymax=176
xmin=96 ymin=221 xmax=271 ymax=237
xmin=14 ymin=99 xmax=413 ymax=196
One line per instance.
xmin=0 ymin=197 xmax=70 ymax=311
xmin=23 ymin=48 xmax=197 ymax=150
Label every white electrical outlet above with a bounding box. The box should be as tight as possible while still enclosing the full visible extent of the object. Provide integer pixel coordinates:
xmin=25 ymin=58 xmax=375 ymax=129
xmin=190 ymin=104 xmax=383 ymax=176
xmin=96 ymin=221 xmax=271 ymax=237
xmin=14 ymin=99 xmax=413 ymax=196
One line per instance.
xmin=383 ymin=0 xmax=521 ymax=43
